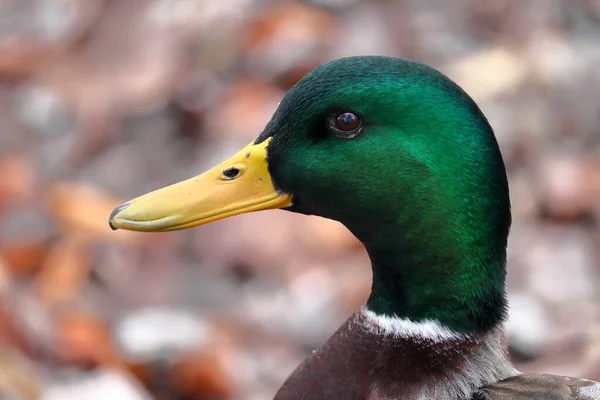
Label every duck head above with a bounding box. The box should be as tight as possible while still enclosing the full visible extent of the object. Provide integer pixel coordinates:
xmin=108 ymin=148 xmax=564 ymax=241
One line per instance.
xmin=110 ymin=56 xmax=511 ymax=334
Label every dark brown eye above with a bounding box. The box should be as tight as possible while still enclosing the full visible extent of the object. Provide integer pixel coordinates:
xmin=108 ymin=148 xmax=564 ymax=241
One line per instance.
xmin=334 ymin=112 xmax=361 ymax=132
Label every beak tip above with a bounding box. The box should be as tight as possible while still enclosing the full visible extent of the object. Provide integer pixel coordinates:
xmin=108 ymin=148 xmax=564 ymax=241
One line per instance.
xmin=109 ymin=203 xmax=130 ymax=231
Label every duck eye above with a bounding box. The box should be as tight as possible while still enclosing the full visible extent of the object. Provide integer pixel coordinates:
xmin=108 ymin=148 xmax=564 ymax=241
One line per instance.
xmin=335 ymin=112 xmax=361 ymax=131
xmin=329 ymin=112 xmax=362 ymax=138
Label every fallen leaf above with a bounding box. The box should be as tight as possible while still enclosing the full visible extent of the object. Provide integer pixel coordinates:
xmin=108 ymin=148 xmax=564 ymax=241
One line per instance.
xmin=46 ymin=181 xmax=138 ymax=244
xmin=170 ymin=346 xmax=236 ymax=399
xmin=0 ymin=240 xmax=52 ymax=278
xmin=242 ymin=2 xmax=338 ymax=78
xmin=0 ymin=154 xmax=37 ymax=215
xmin=32 ymin=237 xmax=90 ymax=306
xmin=55 ymin=310 xmax=122 ymax=368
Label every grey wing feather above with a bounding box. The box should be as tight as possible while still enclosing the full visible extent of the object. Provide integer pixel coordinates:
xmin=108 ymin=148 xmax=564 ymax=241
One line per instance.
xmin=472 ymin=374 xmax=600 ymax=400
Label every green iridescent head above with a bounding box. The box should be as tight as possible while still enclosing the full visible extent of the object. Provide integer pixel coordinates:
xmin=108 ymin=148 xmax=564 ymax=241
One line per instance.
xmin=110 ymin=56 xmax=511 ymax=333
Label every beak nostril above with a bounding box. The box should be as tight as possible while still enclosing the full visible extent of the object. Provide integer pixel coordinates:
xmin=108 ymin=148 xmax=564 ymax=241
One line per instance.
xmin=222 ymin=167 xmax=240 ymax=180
xmin=109 ymin=203 xmax=131 ymax=230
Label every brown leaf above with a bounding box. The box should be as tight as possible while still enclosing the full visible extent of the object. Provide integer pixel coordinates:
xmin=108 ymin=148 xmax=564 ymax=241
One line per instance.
xmin=46 ymin=181 xmax=138 ymax=243
xmin=0 ymin=240 xmax=52 ymax=278
xmin=0 ymin=154 xmax=37 ymax=215
xmin=0 ymin=297 xmax=31 ymax=357
xmin=0 ymin=37 xmax=59 ymax=79
xmin=55 ymin=310 xmax=122 ymax=368
xmin=241 ymin=2 xmax=338 ymax=86
xmin=242 ymin=2 xmax=337 ymax=53
xmin=169 ymin=345 xmax=236 ymax=399
xmin=32 ymin=237 xmax=90 ymax=306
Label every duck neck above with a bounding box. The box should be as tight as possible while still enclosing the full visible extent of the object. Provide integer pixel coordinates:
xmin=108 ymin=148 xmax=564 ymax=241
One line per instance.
xmin=363 ymin=238 xmax=507 ymax=335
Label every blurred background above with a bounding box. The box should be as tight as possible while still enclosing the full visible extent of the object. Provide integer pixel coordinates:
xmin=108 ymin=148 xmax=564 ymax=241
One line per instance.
xmin=1 ymin=0 xmax=600 ymax=399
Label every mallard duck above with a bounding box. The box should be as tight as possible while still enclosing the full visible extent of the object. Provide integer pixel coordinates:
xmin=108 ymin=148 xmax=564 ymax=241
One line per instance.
xmin=109 ymin=56 xmax=600 ymax=399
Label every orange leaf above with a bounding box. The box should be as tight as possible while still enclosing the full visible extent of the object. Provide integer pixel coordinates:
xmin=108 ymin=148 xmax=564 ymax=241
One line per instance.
xmin=32 ymin=237 xmax=90 ymax=306
xmin=46 ymin=182 xmax=138 ymax=244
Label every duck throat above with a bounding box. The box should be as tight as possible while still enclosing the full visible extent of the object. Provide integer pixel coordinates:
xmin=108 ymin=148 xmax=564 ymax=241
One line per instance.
xmin=364 ymin=244 xmax=507 ymax=334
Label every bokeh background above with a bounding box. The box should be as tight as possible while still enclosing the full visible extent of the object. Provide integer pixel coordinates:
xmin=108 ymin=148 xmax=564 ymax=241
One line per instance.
xmin=1 ymin=0 xmax=600 ymax=399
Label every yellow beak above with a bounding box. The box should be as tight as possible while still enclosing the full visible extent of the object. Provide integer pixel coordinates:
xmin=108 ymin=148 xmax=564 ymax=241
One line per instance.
xmin=108 ymin=138 xmax=292 ymax=232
